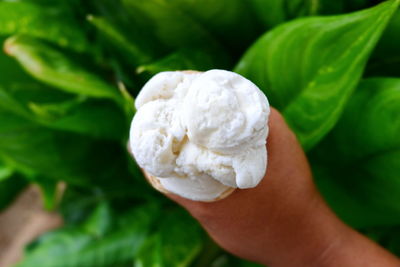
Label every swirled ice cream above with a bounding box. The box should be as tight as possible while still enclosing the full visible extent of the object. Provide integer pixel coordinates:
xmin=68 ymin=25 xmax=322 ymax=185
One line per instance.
xmin=129 ymin=70 xmax=270 ymax=201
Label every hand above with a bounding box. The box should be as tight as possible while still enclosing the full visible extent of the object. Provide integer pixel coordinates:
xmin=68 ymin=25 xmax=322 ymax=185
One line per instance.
xmin=166 ymin=108 xmax=400 ymax=267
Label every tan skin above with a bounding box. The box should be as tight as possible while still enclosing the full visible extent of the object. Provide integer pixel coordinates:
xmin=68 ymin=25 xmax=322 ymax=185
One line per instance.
xmin=164 ymin=108 xmax=400 ymax=267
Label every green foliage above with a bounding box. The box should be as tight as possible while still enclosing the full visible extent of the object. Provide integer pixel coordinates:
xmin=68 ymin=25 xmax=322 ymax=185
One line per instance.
xmin=0 ymin=110 xmax=131 ymax=186
xmin=316 ymin=0 xmax=371 ymax=15
xmin=0 ymin=1 xmax=88 ymax=51
xmin=364 ymin=226 xmax=400 ymax=256
xmin=134 ymin=209 xmax=204 ymax=267
xmin=0 ymin=32 xmax=126 ymax=140
xmin=87 ymin=15 xmax=154 ymax=66
xmin=16 ymin=202 xmax=205 ymax=267
xmin=4 ymin=35 xmax=121 ymax=102
xmin=208 ymin=253 xmax=263 ymax=267
xmin=0 ymin=83 xmax=127 ymax=139
xmin=120 ymin=0 xmax=221 ymax=51
xmin=249 ymin=0 xmax=319 ymax=29
xmin=163 ymin=0 xmax=262 ymax=52
xmin=235 ymin=0 xmax=399 ymax=150
xmin=0 ymin=162 xmax=27 ymax=211
xmin=0 ymin=0 xmax=400 ymax=265
xmin=310 ymin=78 xmax=400 ymax=228
xmin=136 ymin=49 xmax=219 ymax=79
xmin=367 ymin=10 xmax=400 ymax=76
xmin=16 ymin=203 xmax=159 ymax=267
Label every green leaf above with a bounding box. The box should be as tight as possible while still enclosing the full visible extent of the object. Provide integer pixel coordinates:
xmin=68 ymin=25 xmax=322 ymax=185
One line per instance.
xmin=0 ymin=111 xmax=91 ymax=185
xmin=92 ymin=0 xmax=164 ymax=62
xmin=121 ymin=0 xmax=217 ymax=49
xmin=206 ymin=252 xmax=263 ymax=267
xmin=316 ymin=0 xmax=370 ymax=15
xmin=157 ymin=209 xmax=203 ymax=267
xmin=136 ymin=49 xmax=218 ymax=78
xmin=17 ymin=203 xmax=159 ymax=267
xmin=248 ymin=0 xmax=287 ymax=28
xmin=120 ymin=0 xmax=231 ymax=67
xmin=310 ymin=78 xmax=400 ymax=227
xmin=163 ymin=0 xmax=262 ymax=52
xmin=0 ymin=83 xmax=127 ymax=140
xmin=364 ymin=226 xmax=400 ymax=257
xmin=29 ymin=98 xmax=127 ymax=140
xmin=33 ymin=177 xmax=60 ymax=211
xmin=0 ymin=161 xmax=13 ymax=181
xmin=0 ymin=36 xmax=35 ymax=86
xmin=82 ymin=202 xmax=112 ymax=238
xmin=0 ymin=1 xmax=88 ymax=51
xmin=0 ymin=163 xmax=27 ymax=210
xmin=4 ymin=35 xmax=122 ymax=103
xmin=135 ymin=208 xmax=204 ymax=267
xmin=0 ymin=109 xmax=132 ymax=189
xmin=87 ymin=15 xmax=154 ymax=66
xmin=235 ymin=0 xmax=399 ymax=150
xmin=92 ymin=0 xmax=233 ymax=69
xmin=134 ymin=235 xmax=162 ymax=267
xmin=366 ymin=10 xmax=400 ymax=77
xmin=249 ymin=0 xmax=319 ymax=29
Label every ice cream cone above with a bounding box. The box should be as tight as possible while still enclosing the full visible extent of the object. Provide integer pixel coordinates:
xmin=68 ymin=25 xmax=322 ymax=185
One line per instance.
xmin=130 ymin=69 xmax=269 ymax=202
xmin=138 ymin=70 xmax=235 ymax=202
xmin=142 ymin=170 xmax=235 ymax=202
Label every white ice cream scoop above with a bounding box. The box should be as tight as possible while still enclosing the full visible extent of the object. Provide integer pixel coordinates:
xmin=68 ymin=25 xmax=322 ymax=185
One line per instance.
xmin=129 ymin=70 xmax=270 ymax=201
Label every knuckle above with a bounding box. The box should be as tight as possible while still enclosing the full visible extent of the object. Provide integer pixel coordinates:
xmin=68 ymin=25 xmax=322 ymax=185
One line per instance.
xmin=190 ymin=202 xmax=217 ymax=221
